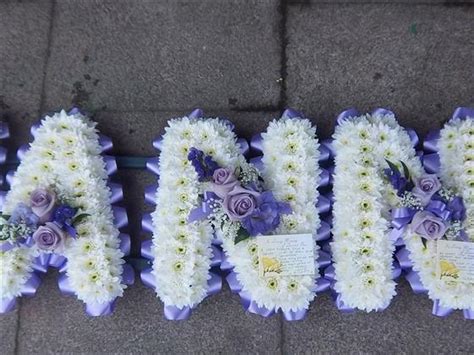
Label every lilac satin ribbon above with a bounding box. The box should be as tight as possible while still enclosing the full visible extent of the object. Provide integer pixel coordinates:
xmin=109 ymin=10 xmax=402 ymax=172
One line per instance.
xmin=395 ymin=247 xmax=413 ymax=269
xmin=188 ymin=191 xmax=219 ymax=222
xmin=316 ymin=195 xmax=331 ymax=214
xmin=317 ymin=250 xmax=331 ymax=268
xmin=17 ymin=144 xmax=29 ymax=161
xmin=450 ymin=107 xmax=474 ymax=122
xmin=31 ymin=253 xmax=67 ymax=273
xmin=98 ymin=134 xmax=113 ymax=153
xmin=0 ymin=122 xmax=9 ymax=140
xmin=237 ymin=138 xmax=249 ymax=156
xmin=391 ymin=207 xmax=416 ymax=229
xmin=320 ymin=169 xmax=330 ymax=187
xmin=6 ymin=170 xmax=14 ymax=186
xmin=144 ymin=184 xmax=158 ymax=205
xmin=336 ymin=108 xmax=360 ymax=126
xmin=146 ymin=157 xmax=160 ymax=176
xmin=141 ymin=239 xmax=154 ymax=260
xmin=423 ymin=131 xmax=440 ymax=153
xmin=282 ymin=108 xmax=304 ymax=120
xmin=249 ymin=156 xmax=264 ymax=172
xmin=0 ymin=147 xmax=6 ymax=165
xmin=316 ymin=221 xmax=331 ymax=241
xmin=422 ymin=153 xmax=440 ymax=174
xmin=250 ymin=134 xmax=263 ymax=154
xmin=103 ymin=155 xmax=117 ymax=176
xmin=112 ymin=206 xmax=128 ymax=229
xmin=108 ymin=183 xmax=124 ymax=204
xmin=142 ymin=213 xmax=153 ymax=233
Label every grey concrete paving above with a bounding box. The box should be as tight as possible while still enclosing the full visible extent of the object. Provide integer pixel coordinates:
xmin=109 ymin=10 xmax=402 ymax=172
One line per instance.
xmin=42 ymin=0 xmax=282 ymax=113
xmin=286 ymin=2 xmax=474 ymax=139
xmin=1 ymin=0 xmax=474 ymax=354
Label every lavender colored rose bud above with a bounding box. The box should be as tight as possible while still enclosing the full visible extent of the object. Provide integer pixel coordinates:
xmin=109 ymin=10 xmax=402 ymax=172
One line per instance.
xmin=30 ymin=188 xmax=56 ymax=223
xmin=223 ymin=186 xmax=260 ymax=221
xmin=410 ymin=210 xmax=447 ymax=240
xmin=412 ymin=174 xmax=441 ymax=206
xmin=211 ymin=168 xmax=239 ymax=199
xmin=32 ymin=222 xmax=66 ymax=252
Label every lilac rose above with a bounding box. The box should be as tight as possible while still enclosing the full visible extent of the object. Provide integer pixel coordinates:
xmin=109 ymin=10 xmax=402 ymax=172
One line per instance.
xmin=30 ymin=188 xmax=56 ymax=223
xmin=32 ymin=222 xmax=66 ymax=252
xmin=412 ymin=174 xmax=441 ymax=206
xmin=223 ymin=186 xmax=260 ymax=221
xmin=410 ymin=211 xmax=447 ymax=240
xmin=211 ymin=168 xmax=239 ymax=198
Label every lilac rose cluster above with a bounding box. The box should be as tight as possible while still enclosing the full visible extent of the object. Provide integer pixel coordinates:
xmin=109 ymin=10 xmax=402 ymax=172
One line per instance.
xmin=210 ymin=167 xmax=291 ymax=236
xmin=8 ymin=188 xmax=76 ymax=252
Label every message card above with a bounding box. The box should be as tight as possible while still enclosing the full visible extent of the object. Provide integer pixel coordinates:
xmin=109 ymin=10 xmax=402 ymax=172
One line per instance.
xmin=257 ymin=233 xmax=315 ymax=278
xmin=436 ymin=240 xmax=474 ymax=284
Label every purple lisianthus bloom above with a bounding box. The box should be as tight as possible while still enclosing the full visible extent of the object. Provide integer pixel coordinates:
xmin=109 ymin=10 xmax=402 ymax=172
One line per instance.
xmin=223 ymin=186 xmax=260 ymax=221
xmin=412 ymin=174 xmax=441 ymax=206
xmin=53 ymin=205 xmax=76 ymax=225
xmin=187 ymin=148 xmax=220 ymax=181
xmin=410 ymin=210 xmax=447 ymax=240
xmin=32 ymin=222 xmax=66 ymax=252
xmin=241 ymin=191 xmax=292 ymax=236
xmin=447 ymin=196 xmax=466 ymax=221
xmin=384 ymin=168 xmax=407 ymax=195
xmin=30 ymin=188 xmax=56 ymax=223
xmin=9 ymin=203 xmax=39 ymax=228
xmin=211 ymin=168 xmax=239 ymax=199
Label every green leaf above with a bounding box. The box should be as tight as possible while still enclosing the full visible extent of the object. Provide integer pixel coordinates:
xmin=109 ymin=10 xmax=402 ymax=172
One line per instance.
xmin=385 ymin=159 xmax=400 ymax=175
xmin=421 ymin=237 xmax=427 ymax=249
xmin=234 ymin=226 xmax=251 ymax=244
xmin=400 ymin=161 xmax=411 ymax=181
xmin=72 ymin=213 xmax=90 ymax=225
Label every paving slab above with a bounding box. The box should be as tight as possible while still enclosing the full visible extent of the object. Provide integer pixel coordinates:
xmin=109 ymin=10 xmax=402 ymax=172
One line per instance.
xmin=283 ymin=279 xmax=474 ymax=353
xmin=17 ymin=269 xmax=282 ymax=354
xmin=43 ymin=0 xmax=281 ymax=113
xmin=0 ymin=309 xmax=19 ymax=355
xmin=0 ymin=0 xmax=53 ymax=152
xmin=286 ymin=3 xmax=474 ymax=139
xmin=94 ymin=110 xmax=278 ymax=156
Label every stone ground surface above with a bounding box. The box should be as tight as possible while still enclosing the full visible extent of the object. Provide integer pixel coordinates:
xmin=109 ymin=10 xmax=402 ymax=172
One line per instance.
xmin=1 ymin=0 xmax=474 ymax=354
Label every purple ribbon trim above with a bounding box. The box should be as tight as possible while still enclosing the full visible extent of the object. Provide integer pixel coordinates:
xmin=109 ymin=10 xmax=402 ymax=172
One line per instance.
xmin=317 ymin=195 xmax=331 ymax=214
xmin=141 ymin=239 xmax=154 ymax=260
xmin=422 ymin=153 xmax=440 ymax=174
xmin=335 ymin=294 xmax=355 ymax=313
xmin=371 ymin=108 xmax=394 ymax=117
xmin=112 ymin=206 xmax=128 ymax=229
xmin=320 ymin=169 xmax=330 ymax=187
xmin=283 ymin=309 xmax=307 ymax=321
xmin=164 ymin=305 xmax=192 ymax=320
xmin=0 ymin=298 xmax=16 ymax=314
xmin=30 ymin=122 xmax=40 ymax=137
xmin=391 ymin=207 xmax=416 ymax=229
xmin=6 ymin=170 xmax=14 ymax=186
xmin=86 ymin=301 xmax=116 ymax=317
xmin=336 ymin=108 xmax=360 ymax=126
xmin=207 ymin=272 xmax=222 ymax=295
xmin=0 ymin=191 xmax=6 ymax=210
xmin=153 ymin=136 xmax=163 ymax=151
xmin=58 ymin=273 xmax=75 ymax=295
xmin=319 ymin=141 xmax=331 ymax=162
xmin=463 ymin=309 xmax=474 ymax=320
xmin=324 ymin=264 xmax=335 ymax=281
xmin=432 ymin=300 xmax=453 ymax=317
xmin=210 ymin=245 xmax=222 ymax=267
xmin=32 ymin=253 xmax=67 ymax=273
xmin=321 ymin=139 xmax=335 ymax=158
xmin=317 ymin=251 xmax=331 ymax=268
xmin=119 ymin=233 xmax=131 ymax=256
xmin=451 ymin=107 xmax=474 ymax=121
xmin=0 ymin=122 xmax=9 ymax=139
xmin=0 ymin=147 xmax=6 ymax=165
xmin=98 ymin=134 xmax=113 ymax=153
xmin=188 ymin=191 xmax=218 ymax=223
xmin=17 ymin=144 xmax=29 ymax=161
xmin=314 ymin=277 xmax=331 ymax=293
xmin=406 ymin=128 xmax=419 ymax=147
xmin=103 ymin=155 xmax=117 ymax=176
xmin=144 ymin=184 xmax=158 ymax=205
xmin=395 ymin=247 xmax=413 ymax=270
xmin=250 ymin=134 xmax=263 ymax=154
xmin=142 ymin=213 xmax=153 ymax=233
xmin=146 ymin=157 xmax=160 ymax=176
xmin=423 ymin=131 xmax=440 ymax=153
xmin=140 ymin=268 xmax=156 ymax=289
xmin=316 ymin=221 xmax=331 ymax=241
xmin=189 ymin=108 xmax=204 ymax=119
xmin=122 ymin=264 xmax=135 ymax=285
xmin=405 ymin=270 xmax=428 ymax=294
xmin=249 ymin=156 xmax=264 ymax=172
xmin=68 ymin=107 xmax=83 ymax=115
xmin=392 ymin=261 xmax=402 ymax=279
xmin=109 ymin=183 xmax=123 ymax=204
xmin=283 ymin=108 xmax=303 ymax=119
xmin=237 ymin=138 xmax=249 ymax=156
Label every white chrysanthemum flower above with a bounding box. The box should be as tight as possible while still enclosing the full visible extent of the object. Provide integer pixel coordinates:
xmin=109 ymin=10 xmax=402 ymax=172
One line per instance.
xmin=331 ymin=113 xmax=422 ymax=311
xmin=404 ymin=116 xmax=474 ymax=310
xmin=0 ymin=110 xmax=126 ymax=305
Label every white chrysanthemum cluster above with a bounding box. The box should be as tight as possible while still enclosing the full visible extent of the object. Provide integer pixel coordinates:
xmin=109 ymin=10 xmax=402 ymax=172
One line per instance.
xmin=332 ymin=113 xmax=422 ymax=311
xmin=0 ymin=110 xmax=125 ymax=304
xmin=404 ymin=117 xmax=474 ymax=310
xmin=151 ymin=117 xmax=242 ymax=308
xmin=221 ymin=117 xmax=321 ymax=312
